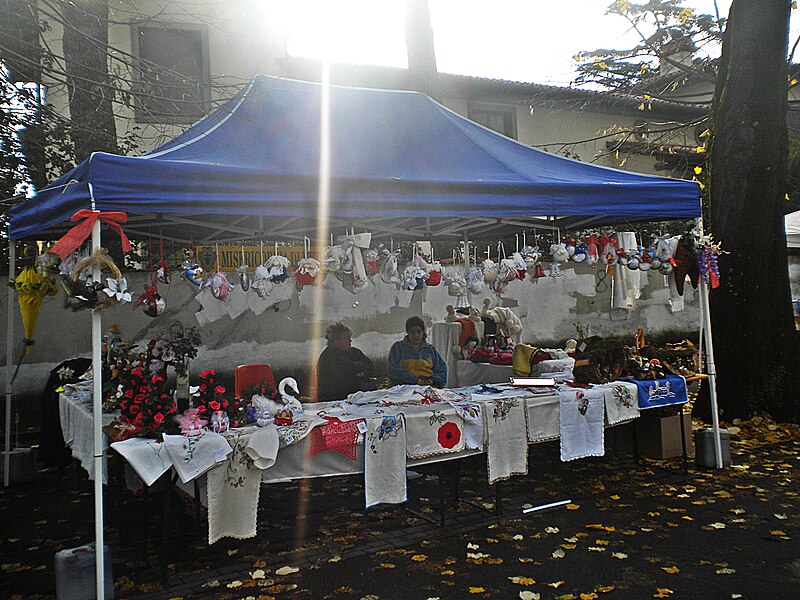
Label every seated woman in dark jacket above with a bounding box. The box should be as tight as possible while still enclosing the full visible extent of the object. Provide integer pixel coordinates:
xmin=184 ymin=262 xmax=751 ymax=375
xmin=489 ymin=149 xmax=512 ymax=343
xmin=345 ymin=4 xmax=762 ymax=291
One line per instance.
xmin=316 ymin=323 xmax=376 ymax=401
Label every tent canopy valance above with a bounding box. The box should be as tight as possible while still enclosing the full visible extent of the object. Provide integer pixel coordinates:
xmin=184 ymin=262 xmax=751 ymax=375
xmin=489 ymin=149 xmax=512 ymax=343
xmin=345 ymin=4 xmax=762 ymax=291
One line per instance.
xmin=10 ymin=75 xmax=700 ymax=243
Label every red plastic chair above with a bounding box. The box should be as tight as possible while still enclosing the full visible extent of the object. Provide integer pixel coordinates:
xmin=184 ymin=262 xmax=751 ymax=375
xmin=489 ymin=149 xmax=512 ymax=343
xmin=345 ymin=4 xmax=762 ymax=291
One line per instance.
xmin=235 ymin=364 xmax=276 ymax=399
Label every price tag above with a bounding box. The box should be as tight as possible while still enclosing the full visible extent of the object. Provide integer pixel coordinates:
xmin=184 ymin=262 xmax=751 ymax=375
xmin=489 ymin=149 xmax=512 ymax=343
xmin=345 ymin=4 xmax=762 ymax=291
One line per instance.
xmin=356 ymin=420 xmax=368 ymax=434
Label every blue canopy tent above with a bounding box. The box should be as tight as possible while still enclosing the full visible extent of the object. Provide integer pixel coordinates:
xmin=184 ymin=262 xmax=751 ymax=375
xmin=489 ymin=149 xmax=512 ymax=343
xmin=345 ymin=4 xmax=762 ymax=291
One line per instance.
xmin=8 ymin=76 xmax=721 ymax=599
xmin=11 ymin=75 xmax=700 ymax=243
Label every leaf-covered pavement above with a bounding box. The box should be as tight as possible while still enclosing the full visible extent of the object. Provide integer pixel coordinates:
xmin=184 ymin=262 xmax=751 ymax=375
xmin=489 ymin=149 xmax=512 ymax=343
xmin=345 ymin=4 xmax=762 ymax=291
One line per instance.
xmin=2 ymin=414 xmax=798 ymax=599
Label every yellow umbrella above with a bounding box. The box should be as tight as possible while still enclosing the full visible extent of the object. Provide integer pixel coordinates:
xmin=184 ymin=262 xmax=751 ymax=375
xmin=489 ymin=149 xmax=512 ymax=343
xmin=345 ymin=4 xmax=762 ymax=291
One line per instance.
xmin=14 ymin=265 xmax=57 ymax=354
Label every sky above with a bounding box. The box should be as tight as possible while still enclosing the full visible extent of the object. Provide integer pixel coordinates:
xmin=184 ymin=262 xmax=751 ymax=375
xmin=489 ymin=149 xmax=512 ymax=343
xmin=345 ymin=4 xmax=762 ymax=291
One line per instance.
xmin=279 ymin=0 xmax=794 ymax=86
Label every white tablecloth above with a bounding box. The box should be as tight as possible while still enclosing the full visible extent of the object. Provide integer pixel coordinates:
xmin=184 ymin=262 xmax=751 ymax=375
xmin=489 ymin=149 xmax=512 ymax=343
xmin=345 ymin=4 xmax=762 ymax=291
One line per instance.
xmin=58 ymin=393 xmax=115 ymax=483
xmin=453 ymin=361 xmax=513 ymax=387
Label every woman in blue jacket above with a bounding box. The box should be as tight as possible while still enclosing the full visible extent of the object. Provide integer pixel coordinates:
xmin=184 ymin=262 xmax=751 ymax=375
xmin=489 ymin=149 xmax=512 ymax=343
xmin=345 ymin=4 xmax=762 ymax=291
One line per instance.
xmin=387 ymin=316 xmax=447 ymax=387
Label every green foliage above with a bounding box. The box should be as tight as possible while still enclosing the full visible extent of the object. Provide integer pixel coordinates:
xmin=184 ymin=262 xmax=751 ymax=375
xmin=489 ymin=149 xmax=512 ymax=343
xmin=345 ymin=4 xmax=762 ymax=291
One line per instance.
xmin=573 ymin=0 xmax=724 ymax=91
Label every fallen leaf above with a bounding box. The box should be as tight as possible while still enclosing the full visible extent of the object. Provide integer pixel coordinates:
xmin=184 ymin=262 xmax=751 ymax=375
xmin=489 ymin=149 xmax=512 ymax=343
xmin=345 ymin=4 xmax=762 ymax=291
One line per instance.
xmin=580 ymin=594 xmax=599 ymax=600
xmin=411 ymin=554 xmax=428 ymax=562
xmin=552 ymin=549 xmax=566 ymax=559
xmin=441 ymin=569 xmax=455 ymax=575
xmin=554 ymin=595 xmax=576 ymax=600
xmin=275 ymin=566 xmax=299 ymax=576
xmin=716 ymin=568 xmax=736 ymax=575
xmin=610 ymin=495 xmax=620 ymax=500
xmin=661 ymin=566 xmax=680 ymax=574
xmin=486 ymin=538 xmax=499 ymax=543
xmin=250 ymin=569 xmax=265 ymax=580
xmin=770 ymin=530 xmax=786 ymax=536
xmin=653 ymin=588 xmax=673 ymax=598
xmin=227 ymin=581 xmax=242 ymax=589
xmin=469 ymin=587 xmax=486 ymax=593
xmin=467 ymin=543 xmax=480 ymax=550
xmin=612 ymin=552 xmax=628 ymax=559
xmin=379 ymin=563 xmax=396 ymax=569
xmin=596 ymin=585 xmax=615 ymax=593
xmin=566 ymin=503 xmax=580 ymax=510
xmin=519 ymin=592 xmax=541 ymax=600
xmin=588 ymin=547 xmax=606 ymax=552
xmin=518 ymin=557 xmax=536 ymax=563
xmin=227 ymin=549 xmax=239 ymax=556
xmin=548 ymin=581 xmax=565 ymax=588
xmin=513 ymin=534 xmax=525 ymax=540
xmin=775 ymin=513 xmax=788 ymax=520
xmin=708 ymin=522 xmax=726 ymax=529
xmin=252 ymin=559 xmax=267 ymax=568
xmin=545 ymin=527 xmax=560 ymax=534
xmin=328 ymin=555 xmax=342 ymax=563
xmin=509 ymin=576 xmax=536 ymax=585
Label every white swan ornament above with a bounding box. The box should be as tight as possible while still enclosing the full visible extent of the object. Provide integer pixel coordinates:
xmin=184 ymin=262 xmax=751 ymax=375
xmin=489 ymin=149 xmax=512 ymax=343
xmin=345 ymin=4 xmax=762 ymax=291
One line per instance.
xmin=278 ymin=377 xmax=303 ymax=415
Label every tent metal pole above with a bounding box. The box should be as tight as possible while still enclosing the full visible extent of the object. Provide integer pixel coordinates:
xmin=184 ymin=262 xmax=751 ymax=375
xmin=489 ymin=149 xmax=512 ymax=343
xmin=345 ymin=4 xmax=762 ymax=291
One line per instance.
xmin=699 ymin=277 xmax=724 ymax=468
xmin=4 ymin=235 xmax=15 ymax=487
xmin=91 ymin=218 xmax=106 ymax=599
xmin=698 ymin=219 xmax=724 ymax=468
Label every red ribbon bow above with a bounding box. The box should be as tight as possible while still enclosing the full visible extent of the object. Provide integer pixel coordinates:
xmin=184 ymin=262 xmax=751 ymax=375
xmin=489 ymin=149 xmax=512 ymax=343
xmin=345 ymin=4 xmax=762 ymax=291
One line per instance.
xmin=49 ymin=210 xmax=132 ymax=259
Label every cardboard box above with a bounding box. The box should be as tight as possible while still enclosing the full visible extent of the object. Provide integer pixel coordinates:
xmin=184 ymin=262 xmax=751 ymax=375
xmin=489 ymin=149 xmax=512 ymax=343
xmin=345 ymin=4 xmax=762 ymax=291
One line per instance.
xmin=634 ymin=411 xmax=693 ymax=460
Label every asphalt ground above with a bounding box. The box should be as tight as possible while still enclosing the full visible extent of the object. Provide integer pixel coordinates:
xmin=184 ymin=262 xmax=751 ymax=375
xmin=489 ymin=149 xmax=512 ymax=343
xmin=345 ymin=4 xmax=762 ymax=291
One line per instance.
xmin=2 ymin=416 xmax=799 ymax=600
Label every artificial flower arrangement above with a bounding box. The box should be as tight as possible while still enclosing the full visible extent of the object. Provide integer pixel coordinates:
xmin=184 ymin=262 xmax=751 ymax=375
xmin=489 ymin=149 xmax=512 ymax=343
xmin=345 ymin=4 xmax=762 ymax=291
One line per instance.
xmin=105 ymin=322 xmax=200 ymax=439
xmin=111 ymin=357 xmax=177 ymax=439
xmin=193 ymin=369 xmax=232 ymax=432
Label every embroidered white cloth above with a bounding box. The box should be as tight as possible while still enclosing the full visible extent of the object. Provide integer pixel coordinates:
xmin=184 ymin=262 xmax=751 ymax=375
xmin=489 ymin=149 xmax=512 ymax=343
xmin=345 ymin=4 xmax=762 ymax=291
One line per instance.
xmin=245 ymin=425 xmax=280 ymax=469
xmin=447 ymin=398 xmax=484 ymax=450
xmin=558 ymin=386 xmax=605 ymax=461
xmin=111 ymin=437 xmax=171 ymax=486
xmin=364 ymin=414 xmax=407 ymax=509
xmin=602 ymin=382 xmax=640 ymax=425
xmin=481 ymin=394 xmax=528 ymax=484
xmin=402 ymin=403 xmax=465 ymax=458
xmin=525 ymin=393 xmax=560 ymax=443
xmin=274 ymin=413 xmax=326 ymax=448
xmin=162 ymin=431 xmax=231 ymax=484
xmin=207 ymin=430 xmax=261 ymax=544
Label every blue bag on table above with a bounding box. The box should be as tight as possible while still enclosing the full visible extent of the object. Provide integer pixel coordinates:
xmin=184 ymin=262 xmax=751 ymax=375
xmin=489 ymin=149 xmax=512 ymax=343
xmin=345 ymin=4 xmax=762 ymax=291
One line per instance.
xmin=618 ymin=375 xmax=687 ymax=409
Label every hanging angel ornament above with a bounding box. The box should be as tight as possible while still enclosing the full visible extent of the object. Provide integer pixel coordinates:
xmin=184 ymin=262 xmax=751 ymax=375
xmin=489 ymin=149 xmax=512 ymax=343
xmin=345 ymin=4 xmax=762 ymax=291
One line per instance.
xmin=295 ymin=257 xmax=321 ymax=290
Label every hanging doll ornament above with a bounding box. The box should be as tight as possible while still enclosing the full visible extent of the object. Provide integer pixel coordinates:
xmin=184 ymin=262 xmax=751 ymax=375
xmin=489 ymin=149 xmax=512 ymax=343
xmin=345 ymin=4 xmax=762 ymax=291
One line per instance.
xmin=548 ymin=242 xmax=569 ymax=277
xmin=339 ymin=230 xmax=371 ymax=293
xmin=599 ymin=235 xmax=619 ymax=276
xmin=236 ymin=247 xmax=251 ymax=292
xmin=181 ymin=258 xmax=203 ymax=287
xmin=403 ymin=252 xmax=430 ymax=291
xmin=265 ymin=250 xmax=291 ymax=284
xmin=584 ymin=234 xmax=600 ymax=267
xmin=564 ymin=235 xmax=577 ymax=258
xmin=201 ymin=245 xmax=235 ymax=301
xmin=465 ymin=265 xmax=484 ymax=294
xmin=444 ymin=267 xmax=467 ymax=297
xmin=379 ymin=248 xmax=402 ymax=285
xmin=295 ymin=257 xmax=321 ymax=290
xmin=154 ymin=234 xmax=171 ymax=284
xmin=573 ymin=242 xmax=588 ymax=263
xmin=481 ymin=257 xmax=498 ymax=284
xmin=252 ymin=264 xmax=273 ymax=298
xmin=362 ymin=248 xmax=380 ymax=276
xmin=133 ymin=279 xmax=165 ymax=317
xmin=294 ymin=237 xmax=318 ymax=290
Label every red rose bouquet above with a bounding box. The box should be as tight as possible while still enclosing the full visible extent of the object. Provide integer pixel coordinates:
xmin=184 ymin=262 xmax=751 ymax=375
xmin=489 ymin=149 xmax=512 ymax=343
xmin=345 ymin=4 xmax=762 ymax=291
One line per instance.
xmin=113 ymin=357 xmax=177 ymax=437
xmin=193 ymin=369 xmax=231 ymax=420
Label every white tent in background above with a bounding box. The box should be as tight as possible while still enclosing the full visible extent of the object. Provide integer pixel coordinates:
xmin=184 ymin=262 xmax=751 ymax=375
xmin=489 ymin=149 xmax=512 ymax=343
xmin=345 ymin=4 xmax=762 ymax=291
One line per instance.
xmin=786 ymin=210 xmax=800 ymax=248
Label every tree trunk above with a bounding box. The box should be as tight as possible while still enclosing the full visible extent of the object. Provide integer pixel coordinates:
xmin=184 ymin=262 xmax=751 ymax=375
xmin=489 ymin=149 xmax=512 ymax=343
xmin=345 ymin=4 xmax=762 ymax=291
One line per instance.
xmin=60 ymin=0 xmax=117 ymax=161
xmin=0 ymin=0 xmax=48 ymax=191
xmin=708 ymin=0 xmax=799 ymax=422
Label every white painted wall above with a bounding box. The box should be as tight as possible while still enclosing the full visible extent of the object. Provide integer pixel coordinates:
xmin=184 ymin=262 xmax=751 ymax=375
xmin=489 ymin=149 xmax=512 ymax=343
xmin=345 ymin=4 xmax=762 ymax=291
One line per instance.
xmin=1 ymin=262 xmax=703 ymax=396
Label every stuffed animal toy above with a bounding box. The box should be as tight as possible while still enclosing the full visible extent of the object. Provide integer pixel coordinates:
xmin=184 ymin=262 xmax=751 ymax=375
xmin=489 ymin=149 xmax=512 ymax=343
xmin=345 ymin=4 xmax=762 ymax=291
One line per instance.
xmin=444 ymin=305 xmax=459 ymax=322
xmin=465 ymin=266 xmax=484 ymax=294
xmin=550 ymin=243 xmax=570 ymax=264
xmin=481 ymin=297 xmax=523 ymax=343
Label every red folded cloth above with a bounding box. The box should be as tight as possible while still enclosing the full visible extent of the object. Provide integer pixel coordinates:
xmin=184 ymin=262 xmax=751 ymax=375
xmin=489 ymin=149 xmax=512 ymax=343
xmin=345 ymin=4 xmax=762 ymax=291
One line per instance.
xmin=310 ymin=417 xmax=362 ymax=460
xmin=489 ymin=352 xmax=513 ymax=365
xmin=470 ymin=347 xmax=495 ymax=363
